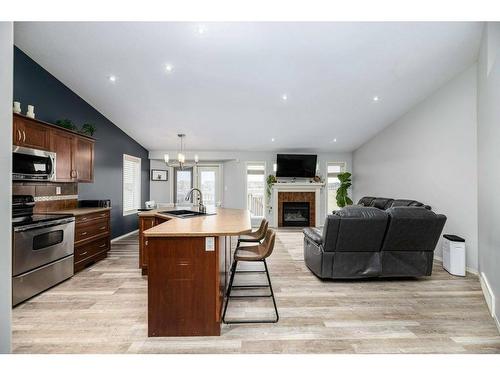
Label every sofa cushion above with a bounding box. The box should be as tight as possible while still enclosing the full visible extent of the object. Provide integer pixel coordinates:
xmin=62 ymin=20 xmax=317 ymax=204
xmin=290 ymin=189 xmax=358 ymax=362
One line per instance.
xmin=358 ymin=196 xmax=376 ymax=206
xmin=322 ymin=215 xmax=341 ymax=251
xmin=334 ymin=206 xmax=389 ymax=252
xmin=303 ymin=227 xmax=323 ymax=245
xmin=392 ymin=199 xmax=421 ymax=207
xmin=381 ymin=207 xmax=446 ymax=252
xmin=370 ymin=197 xmax=394 ymax=209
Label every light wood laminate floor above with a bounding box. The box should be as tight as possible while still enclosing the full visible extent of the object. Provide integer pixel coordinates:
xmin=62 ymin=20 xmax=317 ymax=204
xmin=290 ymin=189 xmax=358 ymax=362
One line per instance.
xmin=12 ymin=230 xmax=500 ymax=353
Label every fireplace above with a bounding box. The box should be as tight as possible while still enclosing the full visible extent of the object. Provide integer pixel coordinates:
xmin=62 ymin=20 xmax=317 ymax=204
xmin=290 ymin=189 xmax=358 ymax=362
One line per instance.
xmin=282 ymin=202 xmax=310 ymax=227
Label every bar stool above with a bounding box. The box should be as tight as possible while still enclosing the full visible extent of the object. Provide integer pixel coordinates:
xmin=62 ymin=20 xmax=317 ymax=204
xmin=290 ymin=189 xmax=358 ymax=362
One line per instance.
xmin=222 ymin=229 xmax=279 ymax=324
xmin=237 ymin=218 xmax=268 ymax=248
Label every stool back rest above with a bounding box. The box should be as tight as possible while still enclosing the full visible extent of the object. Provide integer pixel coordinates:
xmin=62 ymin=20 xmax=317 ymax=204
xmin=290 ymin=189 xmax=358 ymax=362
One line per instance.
xmin=255 ymin=219 xmax=269 ymax=240
xmin=260 ymin=229 xmax=276 ymax=258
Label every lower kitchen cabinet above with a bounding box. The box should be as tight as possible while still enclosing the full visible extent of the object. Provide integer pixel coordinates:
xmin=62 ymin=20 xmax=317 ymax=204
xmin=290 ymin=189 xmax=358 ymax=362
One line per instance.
xmin=73 ymin=210 xmax=111 ymax=273
xmin=139 ymin=215 xmax=167 ymax=275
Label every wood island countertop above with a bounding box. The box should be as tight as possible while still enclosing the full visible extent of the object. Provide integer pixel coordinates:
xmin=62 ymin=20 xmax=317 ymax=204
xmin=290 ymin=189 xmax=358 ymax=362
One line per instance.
xmin=140 ymin=207 xmax=252 ymax=237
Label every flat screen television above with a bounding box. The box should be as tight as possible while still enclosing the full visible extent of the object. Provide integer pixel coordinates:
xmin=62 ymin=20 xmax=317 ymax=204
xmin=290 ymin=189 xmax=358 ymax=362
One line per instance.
xmin=276 ymin=154 xmax=317 ymax=178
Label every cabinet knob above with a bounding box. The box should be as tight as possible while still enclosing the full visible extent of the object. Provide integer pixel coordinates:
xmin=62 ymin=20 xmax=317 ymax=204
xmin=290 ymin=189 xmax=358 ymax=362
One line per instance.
xmin=145 ymin=240 xmax=148 ymax=246
xmin=81 ymin=232 xmax=87 ymax=236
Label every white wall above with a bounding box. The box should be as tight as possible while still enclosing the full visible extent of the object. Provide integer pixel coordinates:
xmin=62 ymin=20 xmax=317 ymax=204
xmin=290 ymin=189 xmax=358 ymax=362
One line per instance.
xmin=149 ymin=159 xmax=171 ymax=204
xmin=353 ymin=65 xmax=478 ymax=271
xmin=0 ymin=22 xmax=13 ymax=353
xmin=477 ymin=22 xmax=500 ymax=325
xmin=149 ymin=150 xmax=352 ymax=226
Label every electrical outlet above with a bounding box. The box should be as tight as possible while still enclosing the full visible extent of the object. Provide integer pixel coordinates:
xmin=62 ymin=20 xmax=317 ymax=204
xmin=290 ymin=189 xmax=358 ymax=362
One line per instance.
xmin=56 ymin=186 xmax=61 ymax=195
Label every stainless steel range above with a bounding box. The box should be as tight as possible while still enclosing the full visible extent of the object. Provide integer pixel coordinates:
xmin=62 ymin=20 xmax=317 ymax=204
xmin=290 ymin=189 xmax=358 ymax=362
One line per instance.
xmin=12 ymin=195 xmax=75 ymax=306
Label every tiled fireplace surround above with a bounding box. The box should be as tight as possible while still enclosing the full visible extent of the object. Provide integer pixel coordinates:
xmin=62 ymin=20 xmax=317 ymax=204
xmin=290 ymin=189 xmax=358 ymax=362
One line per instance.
xmin=278 ymin=191 xmax=316 ymax=227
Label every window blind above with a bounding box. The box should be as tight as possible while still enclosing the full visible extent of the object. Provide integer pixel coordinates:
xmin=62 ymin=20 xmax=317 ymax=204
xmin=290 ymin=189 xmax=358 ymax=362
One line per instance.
xmin=123 ymin=154 xmax=141 ymax=215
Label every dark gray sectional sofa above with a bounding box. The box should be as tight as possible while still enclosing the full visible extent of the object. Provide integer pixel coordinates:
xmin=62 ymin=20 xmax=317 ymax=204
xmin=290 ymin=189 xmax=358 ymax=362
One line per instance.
xmin=303 ymin=199 xmax=446 ymax=279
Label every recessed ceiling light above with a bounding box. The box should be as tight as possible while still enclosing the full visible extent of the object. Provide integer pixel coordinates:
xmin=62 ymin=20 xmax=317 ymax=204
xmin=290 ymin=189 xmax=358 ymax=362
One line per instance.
xmin=165 ymin=64 xmax=174 ymax=73
xmin=271 ymin=138 xmax=275 ymax=142
xmin=332 ymin=138 xmax=337 ymax=143
xmin=281 ymin=94 xmax=288 ymax=101
xmin=197 ymin=25 xmax=206 ymax=35
xmin=108 ymin=75 xmax=117 ymax=83
xmin=373 ymin=96 xmax=379 ymax=102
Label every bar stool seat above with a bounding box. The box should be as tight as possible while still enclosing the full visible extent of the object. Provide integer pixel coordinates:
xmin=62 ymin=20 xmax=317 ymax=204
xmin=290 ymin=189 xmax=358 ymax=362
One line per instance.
xmin=237 ymin=219 xmax=268 ymax=247
xmin=222 ymin=229 xmax=279 ymax=324
xmin=234 ymin=245 xmax=267 ymax=261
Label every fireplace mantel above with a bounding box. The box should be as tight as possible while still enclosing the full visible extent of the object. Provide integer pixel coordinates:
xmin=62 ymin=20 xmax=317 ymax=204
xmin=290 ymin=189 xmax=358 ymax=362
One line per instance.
xmin=271 ymin=182 xmax=324 ymax=227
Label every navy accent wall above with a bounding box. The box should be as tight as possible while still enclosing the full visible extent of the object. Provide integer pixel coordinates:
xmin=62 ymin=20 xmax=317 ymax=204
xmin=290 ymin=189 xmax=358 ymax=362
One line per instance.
xmin=13 ymin=46 xmax=150 ymax=239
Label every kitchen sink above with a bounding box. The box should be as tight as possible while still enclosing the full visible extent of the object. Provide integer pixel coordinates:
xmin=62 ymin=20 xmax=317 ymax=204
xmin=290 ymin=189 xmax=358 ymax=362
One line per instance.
xmin=159 ymin=209 xmax=214 ymax=218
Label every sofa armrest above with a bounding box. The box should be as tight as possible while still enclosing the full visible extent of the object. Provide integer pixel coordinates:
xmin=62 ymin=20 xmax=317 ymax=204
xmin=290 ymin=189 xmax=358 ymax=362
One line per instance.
xmin=303 ymin=227 xmax=323 ymax=245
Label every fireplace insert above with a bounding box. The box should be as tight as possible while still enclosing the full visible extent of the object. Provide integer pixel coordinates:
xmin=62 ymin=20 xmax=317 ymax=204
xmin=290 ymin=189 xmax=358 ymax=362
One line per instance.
xmin=282 ymin=202 xmax=310 ymax=227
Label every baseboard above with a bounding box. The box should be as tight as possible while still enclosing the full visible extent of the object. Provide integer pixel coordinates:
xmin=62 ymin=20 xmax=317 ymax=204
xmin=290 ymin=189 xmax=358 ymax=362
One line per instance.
xmin=479 ymin=272 xmax=500 ymax=333
xmin=433 ymin=255 xmax=478 ymax=275
xmin=111 ymin=229 xmax=139 ymax=243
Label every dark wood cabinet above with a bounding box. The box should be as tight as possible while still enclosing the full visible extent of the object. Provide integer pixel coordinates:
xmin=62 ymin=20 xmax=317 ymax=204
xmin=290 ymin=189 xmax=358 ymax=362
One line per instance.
xmin=74 ymin=210 xmax=111 ymax=273
xmin=12 ymin=114 xmax=95 ymax=183
xmin=75 ymin=137 xmax=94 ymax=182
xmin=50 ymin=129 xmax=76 ymax=182
xmin=13 ymin=116 xmax=50 ymax=150
xmin=138 ymin=216 xmax=168 ymax=275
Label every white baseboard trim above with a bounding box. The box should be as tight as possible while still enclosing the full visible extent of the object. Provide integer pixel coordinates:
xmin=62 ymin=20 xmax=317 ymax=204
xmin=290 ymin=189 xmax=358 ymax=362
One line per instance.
xmin=479 ymin=272 xmax=500 ymax=334
xmin=111 ymin=229 xmax=139 ymax=243
xmin=433 ymin=255 xmax=478 ymax=275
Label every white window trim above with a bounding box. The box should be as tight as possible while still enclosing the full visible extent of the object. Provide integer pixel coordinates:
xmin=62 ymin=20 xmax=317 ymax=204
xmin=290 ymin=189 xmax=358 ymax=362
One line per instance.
xmin=168 ymin=162 xmax=224 ymax=205
xmin=123 ymin=154 xmax=142 ymax=216
xmin=245 ymin=161 xmax=267 ymax=218
xmin=325 ymin=161 xmax=347 ymax=215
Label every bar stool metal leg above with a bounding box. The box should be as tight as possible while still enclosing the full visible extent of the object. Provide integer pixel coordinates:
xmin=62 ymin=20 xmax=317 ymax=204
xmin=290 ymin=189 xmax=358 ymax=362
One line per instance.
xmin=222 ymin=259 xmax=279 ymax=324
xmin=222 ymin=259 xmax=238 ymax=323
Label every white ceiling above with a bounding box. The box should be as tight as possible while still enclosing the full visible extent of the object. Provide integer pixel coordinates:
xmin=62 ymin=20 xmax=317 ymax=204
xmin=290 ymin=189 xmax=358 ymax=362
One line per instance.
xmin=14 ymin=22 xmax=483 ymax=152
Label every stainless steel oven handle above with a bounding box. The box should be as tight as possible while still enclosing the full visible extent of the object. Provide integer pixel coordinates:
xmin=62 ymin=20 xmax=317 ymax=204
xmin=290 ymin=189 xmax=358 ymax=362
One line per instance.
xmin=14 ymin=218 xmax=75 ymax=232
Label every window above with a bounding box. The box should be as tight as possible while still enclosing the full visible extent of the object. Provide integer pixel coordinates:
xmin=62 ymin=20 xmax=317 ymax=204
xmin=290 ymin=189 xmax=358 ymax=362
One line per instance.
xmin=174 ymin=167 xmax=193 ymax=204
xmin=123 ymin=154 xmax=142 ymax=215
xmin=327 ymin=162 xmax=346 ymax=213
xmin=246 ymin=162 xmax=266 ymax=218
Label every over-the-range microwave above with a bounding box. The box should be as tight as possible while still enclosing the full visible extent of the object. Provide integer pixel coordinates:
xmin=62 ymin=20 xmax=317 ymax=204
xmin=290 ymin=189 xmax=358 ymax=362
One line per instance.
xmin=12 ymin=145 xmax=56 ymax=182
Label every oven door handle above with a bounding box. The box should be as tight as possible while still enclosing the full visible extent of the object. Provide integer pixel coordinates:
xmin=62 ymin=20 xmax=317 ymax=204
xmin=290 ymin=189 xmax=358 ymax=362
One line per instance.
xmin=14 ymin=218 xmax=75 ymax=232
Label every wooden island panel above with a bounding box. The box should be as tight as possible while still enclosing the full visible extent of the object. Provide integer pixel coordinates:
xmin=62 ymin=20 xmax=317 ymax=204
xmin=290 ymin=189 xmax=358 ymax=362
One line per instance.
xmin=139 ymin=207 xmax=251 ymax=337
xmin=147 ymin=236 xmax=223 ymax=337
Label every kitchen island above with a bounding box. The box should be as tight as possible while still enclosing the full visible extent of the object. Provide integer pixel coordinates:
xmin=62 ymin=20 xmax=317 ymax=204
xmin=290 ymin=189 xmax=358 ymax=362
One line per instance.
xmin=139 ymin=207 xmax=251 ymax=337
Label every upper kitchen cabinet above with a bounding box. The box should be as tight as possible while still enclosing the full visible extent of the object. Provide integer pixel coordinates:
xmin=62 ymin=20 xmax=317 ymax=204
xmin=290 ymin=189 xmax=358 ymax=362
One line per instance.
xmin=12 ymin=114 xmax=95 ymax=183
xmin=75 ymin=137 xmax=95 ymax=182
xmin=13 ymin=115 xmax=50 ymax=150
xmin=50 ymin=128 xmax=76 ymax=182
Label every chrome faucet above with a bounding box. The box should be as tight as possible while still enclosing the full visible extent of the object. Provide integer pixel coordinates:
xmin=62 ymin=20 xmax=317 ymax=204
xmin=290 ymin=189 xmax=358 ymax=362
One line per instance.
xmin=185 ymin=188 xmax=206 ymax=213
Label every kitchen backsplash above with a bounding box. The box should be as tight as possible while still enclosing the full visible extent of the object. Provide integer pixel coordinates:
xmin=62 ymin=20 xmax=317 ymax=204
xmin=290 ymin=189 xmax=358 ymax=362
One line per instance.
xmin=13 ymin=182 xmax=78 ymax=213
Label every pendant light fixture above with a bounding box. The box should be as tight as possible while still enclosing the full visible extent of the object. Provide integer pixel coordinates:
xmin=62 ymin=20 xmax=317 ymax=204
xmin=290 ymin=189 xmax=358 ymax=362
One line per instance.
xmin=164 ymin=134 xmax=199 ymax=170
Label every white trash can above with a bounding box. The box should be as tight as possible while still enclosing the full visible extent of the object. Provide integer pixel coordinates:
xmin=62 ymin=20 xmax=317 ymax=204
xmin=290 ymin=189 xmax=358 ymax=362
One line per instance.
xmin=442 ymin=234 xmax=466 ymax=276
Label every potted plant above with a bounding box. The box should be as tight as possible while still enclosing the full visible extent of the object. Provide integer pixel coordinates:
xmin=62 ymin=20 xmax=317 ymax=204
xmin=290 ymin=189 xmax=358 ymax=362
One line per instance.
xmin=266 ymin=175 xmax=277 ymax=212
xmin=80 ymin=123 xmax=96 ymax=136
xmin=56 ymin=119 xmax=77 ymax=131
xmin=336 ymin=172 xmax=353 ymax=208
